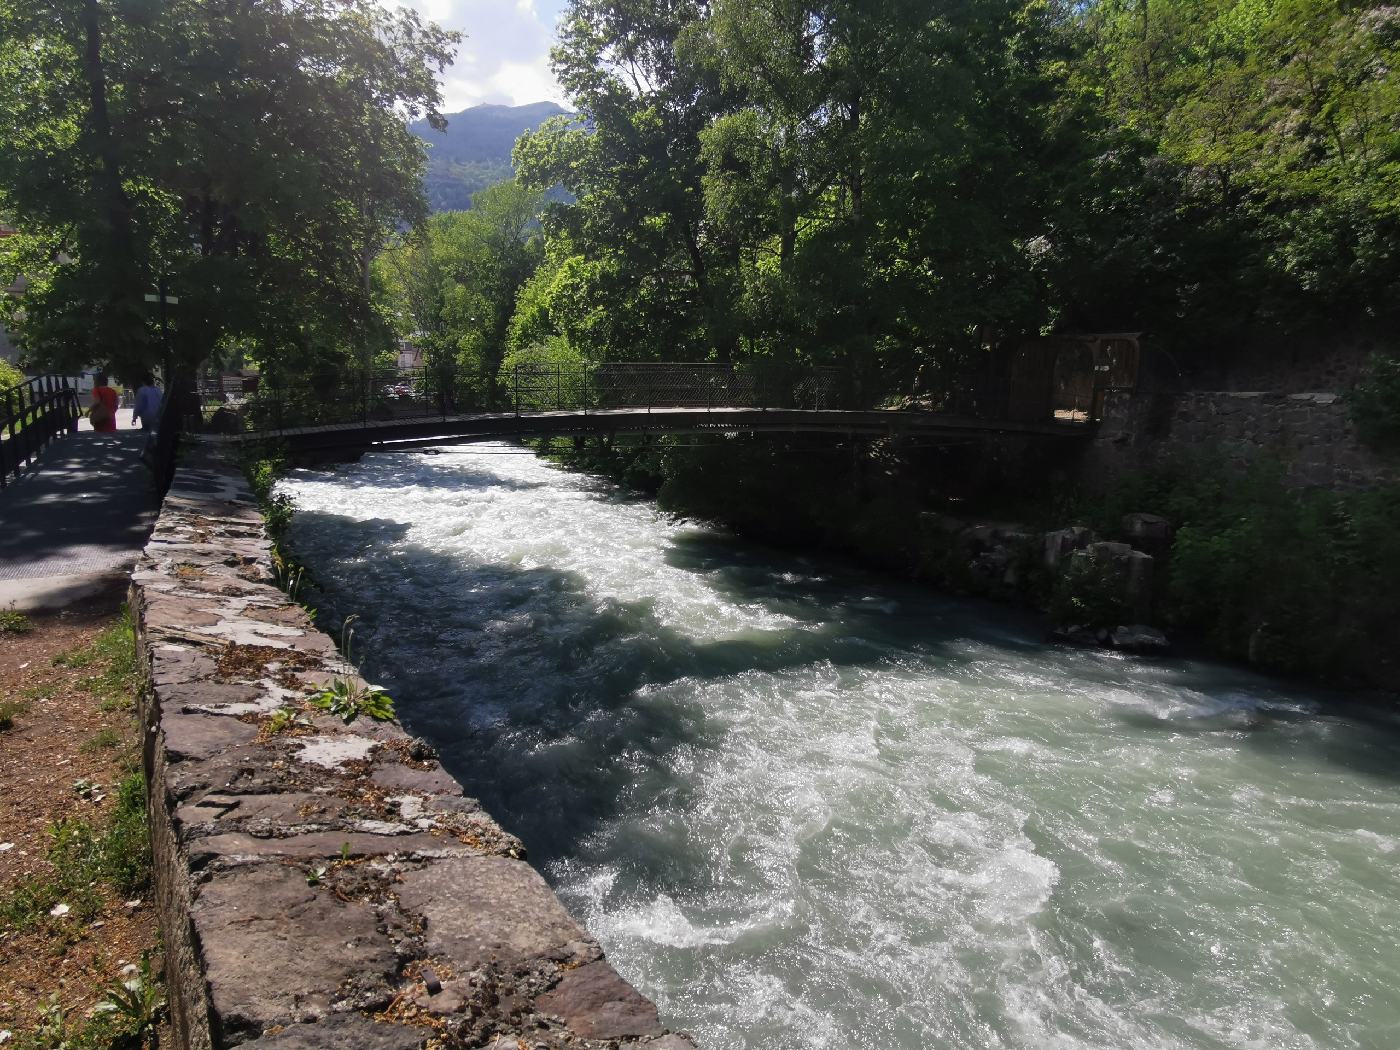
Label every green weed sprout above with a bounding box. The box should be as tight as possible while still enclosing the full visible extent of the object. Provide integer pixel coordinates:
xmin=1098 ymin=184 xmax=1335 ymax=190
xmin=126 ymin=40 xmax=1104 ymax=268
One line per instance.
xmin=307 ymin=678 xmax=395 ymax=725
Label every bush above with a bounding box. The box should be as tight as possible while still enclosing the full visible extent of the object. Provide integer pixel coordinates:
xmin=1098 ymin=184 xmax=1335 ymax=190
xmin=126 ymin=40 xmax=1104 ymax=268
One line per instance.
xmin=1048 ymin=557 xmax=1129 ymax=627
xmin=241 ymin=446 xmax=289 ymax=504
xmin=501 ymin=337 xmax=589 ymax=411
xmin=1098 ymin=459 xmax=1400 ymax=678
xmin=0 ymin=357 xmax=22 ymax=391
xmin=1350 ymin=352 xmax=1400 ymax=452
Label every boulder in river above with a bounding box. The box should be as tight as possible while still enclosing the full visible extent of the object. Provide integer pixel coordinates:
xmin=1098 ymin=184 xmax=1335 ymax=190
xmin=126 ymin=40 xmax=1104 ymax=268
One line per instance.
xmin=1122 ymin=512 xmax=1174 ymax=550
xmin=1110 ymin=624 xmax=1170 ymax=653
xmin=1043 ymin=526 xmax=1093 ymax=570
xmin=1051 ymin=623 xmax=1101 ymax=647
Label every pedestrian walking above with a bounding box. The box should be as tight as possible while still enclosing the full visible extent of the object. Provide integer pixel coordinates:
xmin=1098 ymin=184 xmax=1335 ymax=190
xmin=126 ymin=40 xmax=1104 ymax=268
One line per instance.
xmin=134 ymin=374 xmax=162 ymax=433
xmin=88 ymin=373 xmax=119 ymax=432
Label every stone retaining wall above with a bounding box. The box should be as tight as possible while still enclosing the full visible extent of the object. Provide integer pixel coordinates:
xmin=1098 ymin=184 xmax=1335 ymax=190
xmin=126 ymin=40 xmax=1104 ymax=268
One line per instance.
xmin=1084 ymin=389 xmax=1396 ymax=491
xmin=131 ymin=445 xmax=695 ymax=1050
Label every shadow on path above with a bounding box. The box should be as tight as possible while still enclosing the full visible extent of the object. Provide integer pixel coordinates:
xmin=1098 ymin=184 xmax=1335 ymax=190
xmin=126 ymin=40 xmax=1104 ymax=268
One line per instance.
xmin=0 ymin=431 xmax=159 ymax=581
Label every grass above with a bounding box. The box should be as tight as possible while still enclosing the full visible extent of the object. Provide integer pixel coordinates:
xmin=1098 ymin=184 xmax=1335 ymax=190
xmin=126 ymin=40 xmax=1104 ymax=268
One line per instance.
xmin=0 ymin=699 xmax=30 ymax=731
xmin=53 ymin=609 xmax=138 ymax=709
xmin=0 ymin=769 xmax=150 ymax=934
xmin=80 ymin=727 xmax=125 ymax=753
xmin=0 ymin=603 xmax=163 ymax=1046
xmin=0 ymin=607 xmax=34 ymax=635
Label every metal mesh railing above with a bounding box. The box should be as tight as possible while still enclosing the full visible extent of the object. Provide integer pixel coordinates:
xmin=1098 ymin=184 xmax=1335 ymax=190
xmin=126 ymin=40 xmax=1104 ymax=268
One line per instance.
xmin=239 ymin=362 xmax=851 ymax=432
xmin=0 ymin=375 xmax=80 ymax=488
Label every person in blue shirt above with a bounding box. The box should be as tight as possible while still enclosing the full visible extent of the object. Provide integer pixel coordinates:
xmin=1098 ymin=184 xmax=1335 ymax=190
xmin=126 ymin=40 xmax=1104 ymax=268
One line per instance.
xmin=134 ymin=375 xmax=163 ymax=458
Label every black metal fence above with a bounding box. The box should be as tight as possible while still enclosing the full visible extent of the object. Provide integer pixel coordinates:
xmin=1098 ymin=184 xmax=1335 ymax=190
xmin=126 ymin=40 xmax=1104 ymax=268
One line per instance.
xmin=241 ymin=362 xmax=851 ymax=432
xmin=0 ymin=375 xmax=80 ymax=488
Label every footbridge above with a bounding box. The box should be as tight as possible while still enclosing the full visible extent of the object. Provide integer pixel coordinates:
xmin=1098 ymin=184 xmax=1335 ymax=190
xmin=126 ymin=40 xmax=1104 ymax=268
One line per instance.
xmin=215 ymin=362 xmax=1097 ymax=455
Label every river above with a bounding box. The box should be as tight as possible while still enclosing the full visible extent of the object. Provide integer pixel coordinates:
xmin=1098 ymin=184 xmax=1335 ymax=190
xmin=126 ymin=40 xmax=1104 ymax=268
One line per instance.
xmin=280 ymin=443 xmax=1400 ymax=1050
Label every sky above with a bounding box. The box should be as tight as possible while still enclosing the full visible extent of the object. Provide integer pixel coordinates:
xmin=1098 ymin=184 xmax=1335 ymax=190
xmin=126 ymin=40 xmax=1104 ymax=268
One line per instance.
xmin=378 ymin=0 xmax=571 ymax=113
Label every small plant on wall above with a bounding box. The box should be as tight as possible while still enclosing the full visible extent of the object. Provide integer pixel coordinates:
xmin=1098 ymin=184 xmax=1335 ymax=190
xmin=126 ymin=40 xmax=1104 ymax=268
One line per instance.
xmin=308 ymin=678 xmax=395 ymax=724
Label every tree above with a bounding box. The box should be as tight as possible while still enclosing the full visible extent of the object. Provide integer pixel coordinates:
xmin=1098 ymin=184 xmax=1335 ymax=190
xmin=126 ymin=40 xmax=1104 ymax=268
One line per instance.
xmin=517 ymin=0 xmax=1081 ymax=396
xmin=0 ymin=0 xmax=458 ymax=382
xmin=1070 ymin=0 xmax=1400 ymax=345
xmin=376 ymin=180 xmax=547 ymax=382
xmin=514 ymin=0 xmax=743 ymax=363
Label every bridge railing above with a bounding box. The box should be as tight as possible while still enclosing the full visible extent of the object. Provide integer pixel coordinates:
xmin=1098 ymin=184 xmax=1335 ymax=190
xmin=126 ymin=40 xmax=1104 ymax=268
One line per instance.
xmin=0 ymin=374 xmax=80 ymax=488
xmin=240 ymin=362 xmax=852 ymax=433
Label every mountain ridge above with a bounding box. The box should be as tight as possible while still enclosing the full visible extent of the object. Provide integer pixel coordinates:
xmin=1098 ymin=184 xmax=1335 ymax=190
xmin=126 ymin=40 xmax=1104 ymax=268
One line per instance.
xmin=411 ymin=101 xmax=569 ymax=212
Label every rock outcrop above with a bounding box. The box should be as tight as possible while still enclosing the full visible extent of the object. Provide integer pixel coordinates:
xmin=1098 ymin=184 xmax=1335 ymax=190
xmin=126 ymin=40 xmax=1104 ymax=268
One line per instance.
xmin=920 ymin=510 xmax=1170 ymax=652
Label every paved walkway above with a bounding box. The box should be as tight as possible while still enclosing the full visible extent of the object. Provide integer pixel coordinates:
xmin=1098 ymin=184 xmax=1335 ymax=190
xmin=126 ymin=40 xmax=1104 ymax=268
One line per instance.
xmin=0 ymin=427 xmax=160 ymax=611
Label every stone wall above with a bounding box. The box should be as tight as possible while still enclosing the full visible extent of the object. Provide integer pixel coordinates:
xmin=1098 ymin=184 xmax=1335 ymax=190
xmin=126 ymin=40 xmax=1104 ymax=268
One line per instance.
xmin=131 ymin=445 xmax=696 ymax=1050
xmin=1183 ymin=334 xmax=1381 ymax=393
xmin=1084 ymin=388 xmax=1396 ymax=491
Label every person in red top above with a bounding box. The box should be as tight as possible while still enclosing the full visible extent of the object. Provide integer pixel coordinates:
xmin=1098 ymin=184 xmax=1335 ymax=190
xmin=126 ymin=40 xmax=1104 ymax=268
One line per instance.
xmin=89 ymin=373 xmax=119 ymax=432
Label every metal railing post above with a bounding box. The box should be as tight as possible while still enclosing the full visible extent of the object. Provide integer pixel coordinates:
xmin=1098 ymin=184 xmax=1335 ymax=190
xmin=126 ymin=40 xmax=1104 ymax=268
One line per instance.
xmin=20 ymin=380 xmax=35 ymax=467
xmin=1 ymin=388 xmax=12 ymax=488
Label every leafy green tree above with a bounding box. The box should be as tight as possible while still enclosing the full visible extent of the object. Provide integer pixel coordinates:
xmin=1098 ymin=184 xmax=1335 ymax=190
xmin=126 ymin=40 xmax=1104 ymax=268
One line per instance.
xmin=376 ymin=180 xmax=546 ymax=382
xmin=0 ymin=0 xmax=458 ymax=382
xmin=517 ymin=0 xmax=1083 ymax=396
xmin=514 ymin=0 xmax=742 ymax=362
xmin=704 ymin=0 xmax=1082 ymax=385
xmin=1073 ymin=0 xmax=1400 ymax=342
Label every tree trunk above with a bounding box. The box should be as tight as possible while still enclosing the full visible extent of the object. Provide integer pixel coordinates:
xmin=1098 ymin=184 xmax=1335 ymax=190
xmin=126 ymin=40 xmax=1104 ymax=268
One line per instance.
xmin=80 ymin=0 xmax=133 ymax=263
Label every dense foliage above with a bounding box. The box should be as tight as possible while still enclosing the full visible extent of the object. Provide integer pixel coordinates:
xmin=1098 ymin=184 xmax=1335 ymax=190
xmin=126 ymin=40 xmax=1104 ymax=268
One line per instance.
xmin=375 ymin=180 xmax=547 ymax=381
xmin=1350 ymin=350 xmax=1400 ymax=450
xmin=1075 ymin=460 xmax=1400 ymax=680
xmin=0 ymin=0 xmax=457 ymax=381
xmin=1067 ymin=0 xmax=1400 ymax=347
xmin=482 ymin=0 xmax=1398 ymax=395
xmin=5 ymin=0 xmax=1393 ymax=396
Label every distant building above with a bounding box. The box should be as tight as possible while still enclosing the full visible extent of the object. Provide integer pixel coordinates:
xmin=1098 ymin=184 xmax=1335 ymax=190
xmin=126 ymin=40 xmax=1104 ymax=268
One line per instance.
xmin=396 ymin=338 xmax=423 ymax=370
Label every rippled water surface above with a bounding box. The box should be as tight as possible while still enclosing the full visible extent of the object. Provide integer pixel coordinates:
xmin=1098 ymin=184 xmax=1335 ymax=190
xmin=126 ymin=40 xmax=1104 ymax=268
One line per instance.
xmin=282 ymin=445 xmax=1400 ymax=1050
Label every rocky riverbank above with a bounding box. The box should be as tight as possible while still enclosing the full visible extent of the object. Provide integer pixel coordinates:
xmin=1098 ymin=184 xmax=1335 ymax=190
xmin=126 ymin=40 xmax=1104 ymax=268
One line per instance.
xmin=535 ymin=433 xmax=1400 ymax=693
xmin=918 ymin=511 xmax=1172 ymax=654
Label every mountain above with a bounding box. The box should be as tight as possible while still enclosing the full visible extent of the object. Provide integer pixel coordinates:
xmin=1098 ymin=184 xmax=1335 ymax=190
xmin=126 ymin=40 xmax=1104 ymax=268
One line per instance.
xmin=410 ymin=102 xmax=569 ymax=212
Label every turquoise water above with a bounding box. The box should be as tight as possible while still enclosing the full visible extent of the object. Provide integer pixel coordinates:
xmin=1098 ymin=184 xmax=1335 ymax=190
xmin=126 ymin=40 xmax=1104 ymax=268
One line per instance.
xmin=283 ymin=445 xmax=1400 ymax=1050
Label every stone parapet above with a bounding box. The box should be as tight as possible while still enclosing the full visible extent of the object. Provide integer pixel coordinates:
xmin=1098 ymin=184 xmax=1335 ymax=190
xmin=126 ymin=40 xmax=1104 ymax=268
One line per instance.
xmin=131 ymin=445 xmax=695 ymax=1050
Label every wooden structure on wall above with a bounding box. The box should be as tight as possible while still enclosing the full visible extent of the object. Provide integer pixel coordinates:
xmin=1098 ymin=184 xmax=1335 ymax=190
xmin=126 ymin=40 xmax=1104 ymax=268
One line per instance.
xmin=1002 ymin=333 xmax=1141 ymax=425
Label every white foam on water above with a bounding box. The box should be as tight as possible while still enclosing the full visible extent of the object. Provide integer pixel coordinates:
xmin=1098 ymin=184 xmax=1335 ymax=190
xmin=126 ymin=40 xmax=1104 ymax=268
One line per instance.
xmin=282 ymin=445 xmax=1400 ymax=1050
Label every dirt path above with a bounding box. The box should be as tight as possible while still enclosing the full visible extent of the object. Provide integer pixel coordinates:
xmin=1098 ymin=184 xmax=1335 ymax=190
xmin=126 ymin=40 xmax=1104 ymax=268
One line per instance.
xmin=0 ymin=590 xmax=163 ymax=1044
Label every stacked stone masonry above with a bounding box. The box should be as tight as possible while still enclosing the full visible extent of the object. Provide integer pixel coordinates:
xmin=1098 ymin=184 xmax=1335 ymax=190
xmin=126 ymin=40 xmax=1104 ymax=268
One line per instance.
xmin=1088 ymin=389 xmax=1396 ymax=491
xmin=131 ymin=445 xmax=696 ymax=1050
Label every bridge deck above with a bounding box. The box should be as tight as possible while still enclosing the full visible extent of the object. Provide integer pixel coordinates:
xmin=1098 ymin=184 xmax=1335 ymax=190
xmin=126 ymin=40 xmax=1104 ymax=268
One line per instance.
xmin=218 ymin=406 xmax=1091 ymax=454
xmin=0 ymin=429 xmax=160 ymax=609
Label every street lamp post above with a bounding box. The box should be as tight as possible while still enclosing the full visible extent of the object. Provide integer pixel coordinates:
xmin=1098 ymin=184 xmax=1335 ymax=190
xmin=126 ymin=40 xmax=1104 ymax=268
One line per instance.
xmin=143 ymin=277 xmax=179 ymax=381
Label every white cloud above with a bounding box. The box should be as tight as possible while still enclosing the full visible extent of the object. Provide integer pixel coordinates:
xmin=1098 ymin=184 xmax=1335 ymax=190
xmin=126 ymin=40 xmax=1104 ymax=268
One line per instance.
xmin=378 ymin=0 xmax=568 ymax=111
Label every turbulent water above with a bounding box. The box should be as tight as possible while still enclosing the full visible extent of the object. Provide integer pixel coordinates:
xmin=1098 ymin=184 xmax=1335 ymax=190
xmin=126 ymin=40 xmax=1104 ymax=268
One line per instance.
xmin=282 ymin=444 xmax=1400 ymax=1050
